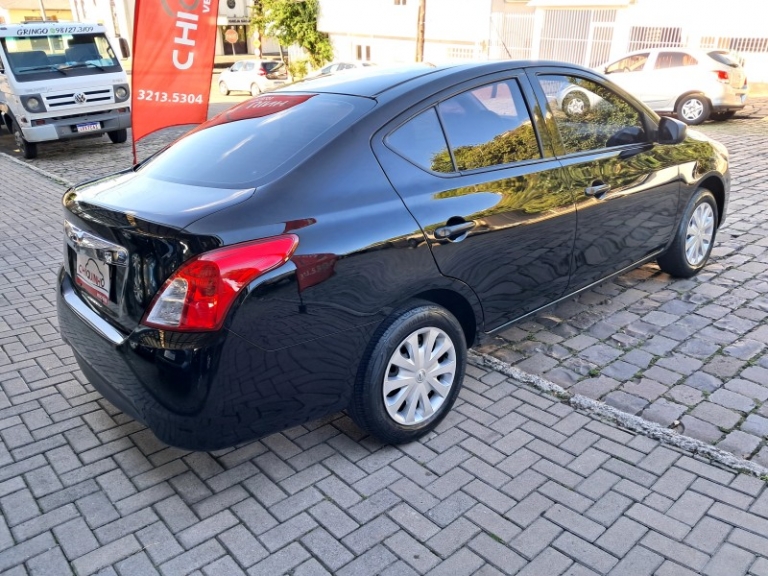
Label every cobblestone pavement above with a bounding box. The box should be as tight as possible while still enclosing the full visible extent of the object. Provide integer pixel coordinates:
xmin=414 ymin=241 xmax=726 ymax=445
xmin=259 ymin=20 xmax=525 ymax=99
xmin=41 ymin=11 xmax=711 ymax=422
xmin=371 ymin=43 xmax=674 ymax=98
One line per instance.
xmin=477 ymin=114 xmax=768 ymax=467
xmin=1 ymin=98 xmax=768 ymax=574
xmin=1 ymin=154 xmax=768 ymax=576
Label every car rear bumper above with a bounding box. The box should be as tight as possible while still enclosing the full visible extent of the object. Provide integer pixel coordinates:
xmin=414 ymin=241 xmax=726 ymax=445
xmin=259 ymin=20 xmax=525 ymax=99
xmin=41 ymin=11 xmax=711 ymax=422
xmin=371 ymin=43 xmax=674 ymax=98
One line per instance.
xmin=709 ymin=85 xmax=748 ymax=110
xmin=57 ymin=268 xmax=361 ymax=450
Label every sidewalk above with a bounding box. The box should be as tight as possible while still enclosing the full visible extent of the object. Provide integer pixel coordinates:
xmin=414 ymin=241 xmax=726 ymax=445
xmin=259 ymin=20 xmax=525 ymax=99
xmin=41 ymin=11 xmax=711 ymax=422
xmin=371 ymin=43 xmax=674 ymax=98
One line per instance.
xmin=1 ymin=153 xmax=767 ymax=575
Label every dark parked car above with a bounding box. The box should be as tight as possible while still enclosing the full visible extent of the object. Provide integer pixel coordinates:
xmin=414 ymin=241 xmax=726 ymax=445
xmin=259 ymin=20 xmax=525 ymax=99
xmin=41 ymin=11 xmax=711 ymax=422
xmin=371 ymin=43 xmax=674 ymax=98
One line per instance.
xmin=57 ymin=62 xmax=730 ymax=450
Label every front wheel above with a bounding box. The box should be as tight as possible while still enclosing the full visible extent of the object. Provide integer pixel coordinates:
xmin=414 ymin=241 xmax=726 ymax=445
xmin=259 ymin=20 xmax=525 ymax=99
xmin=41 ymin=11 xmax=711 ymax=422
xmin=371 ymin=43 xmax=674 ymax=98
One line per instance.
xmin=657 ymin=188 xmax=718 ymax=277
xmin=349 ymin=301 xmax=467 ymax=444
xmin=676 ymin=94 xmax=711 ymax=125
xmin=107 ymin=129 xmax=128 ymax=144
xmin=563 ymin=91 xmax=590 ymax=117
xmin=12 ymin=121 xmax=37 ymax=159
xmin=218 ymin=81 xmax=229 ymax=96
xmin=250 ymin=83 xmax=261 ymax=97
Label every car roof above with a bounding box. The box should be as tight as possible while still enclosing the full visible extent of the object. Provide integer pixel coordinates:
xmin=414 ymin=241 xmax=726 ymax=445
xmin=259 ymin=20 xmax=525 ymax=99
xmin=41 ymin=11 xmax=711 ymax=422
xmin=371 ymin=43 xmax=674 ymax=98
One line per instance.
xmin=282 ymin=60 xmax=589 ymax=99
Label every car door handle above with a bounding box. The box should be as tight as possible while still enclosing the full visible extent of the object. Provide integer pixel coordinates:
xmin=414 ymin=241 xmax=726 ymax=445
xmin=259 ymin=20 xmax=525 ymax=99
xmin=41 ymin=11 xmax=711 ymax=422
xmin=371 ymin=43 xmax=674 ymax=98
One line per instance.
xmin=585 ymin=182 xmax=611 ymax=198
xmin=434 ymin=221 xmax=476 ymax=240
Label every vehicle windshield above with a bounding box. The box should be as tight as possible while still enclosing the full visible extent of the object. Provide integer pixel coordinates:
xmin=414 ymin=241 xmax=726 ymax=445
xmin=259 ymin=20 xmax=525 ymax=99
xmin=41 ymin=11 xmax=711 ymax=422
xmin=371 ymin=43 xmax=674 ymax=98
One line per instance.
xmin=0 ymin=31 xmax=122 ymax=82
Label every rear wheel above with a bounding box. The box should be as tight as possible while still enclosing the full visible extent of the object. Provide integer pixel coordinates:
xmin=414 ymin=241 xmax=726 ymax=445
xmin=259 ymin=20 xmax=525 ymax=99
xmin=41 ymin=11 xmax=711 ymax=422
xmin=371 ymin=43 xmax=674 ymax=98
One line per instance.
xmin=349 ymin=301 xmax=467 ymax=444
xmin=12 ymin=121 xmax=37 ymax=159
xmin=219 ymin=81 xmax=229 ymax=96
xmin=107 ymin=129 xmax=128 ymax=144
xmin=657 ymin=188 xmax=718 ymax=277
xmin=676 ymin=94 xmax=710 ymax=125
xmin=250 ymin=83 xmax=261 ymax=97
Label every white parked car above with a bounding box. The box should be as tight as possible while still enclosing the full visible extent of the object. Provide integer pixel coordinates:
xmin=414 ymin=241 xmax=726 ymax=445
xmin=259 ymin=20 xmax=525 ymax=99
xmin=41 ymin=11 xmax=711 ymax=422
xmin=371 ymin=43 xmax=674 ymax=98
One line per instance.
xmin=309 ymin=61 xmax=377 ymax=78
xmin=557 ymin=48 xmax=748 ymax=125
xmin=218 ymin=59 xmax=290 ymax=97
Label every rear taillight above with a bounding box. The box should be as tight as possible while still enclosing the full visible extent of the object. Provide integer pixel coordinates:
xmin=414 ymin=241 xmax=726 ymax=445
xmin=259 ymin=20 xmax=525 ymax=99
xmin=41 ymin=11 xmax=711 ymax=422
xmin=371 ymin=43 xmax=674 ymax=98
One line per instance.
xmin=715 ymin=70 xmax=729 ymax=83
xmin=142 ymin=235 xmax=298 ymax=331
xmin=258 ymin=68 xmax=267 ymax=76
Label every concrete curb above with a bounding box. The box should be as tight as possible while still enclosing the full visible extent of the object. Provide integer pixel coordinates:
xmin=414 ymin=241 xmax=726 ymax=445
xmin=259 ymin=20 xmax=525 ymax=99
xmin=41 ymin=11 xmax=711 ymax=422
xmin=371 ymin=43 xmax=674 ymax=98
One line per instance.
xmin=0 ymin=152 xmax=75 ymax=188
xmin=469 ymin=350 xmax=768 ymax=479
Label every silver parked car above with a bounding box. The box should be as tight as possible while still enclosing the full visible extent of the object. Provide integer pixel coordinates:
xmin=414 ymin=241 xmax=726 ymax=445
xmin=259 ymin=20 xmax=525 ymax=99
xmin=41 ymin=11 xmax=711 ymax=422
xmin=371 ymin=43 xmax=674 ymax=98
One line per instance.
xmin=557 ymin=48 xmax=748 ymax=125
xmin=218 ymin=59 xmax=290 ymax=97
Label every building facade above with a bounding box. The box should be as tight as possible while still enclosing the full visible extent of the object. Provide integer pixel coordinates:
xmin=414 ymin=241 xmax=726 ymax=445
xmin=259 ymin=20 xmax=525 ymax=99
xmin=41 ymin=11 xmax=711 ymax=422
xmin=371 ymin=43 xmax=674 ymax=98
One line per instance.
xmin=318 ymin=0 xmax=768 ymax=82
xmin=0 ymin=0 xmax=72 ymax=25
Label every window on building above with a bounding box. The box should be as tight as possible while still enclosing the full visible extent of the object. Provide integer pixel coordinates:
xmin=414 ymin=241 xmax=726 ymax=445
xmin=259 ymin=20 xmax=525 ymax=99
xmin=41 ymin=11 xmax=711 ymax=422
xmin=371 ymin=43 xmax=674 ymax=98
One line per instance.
xmin=355 ymin=45 xmax=371 ymax=61
xmin=395 ymin=0 xmax=407 ymax=4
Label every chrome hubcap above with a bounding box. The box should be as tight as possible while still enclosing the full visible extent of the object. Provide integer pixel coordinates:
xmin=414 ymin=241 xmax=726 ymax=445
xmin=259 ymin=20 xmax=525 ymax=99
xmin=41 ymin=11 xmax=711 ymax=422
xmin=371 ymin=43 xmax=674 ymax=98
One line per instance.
xmin=685 ymin=203 xmax=715 ymax=266
xmin=566 ymin=97 xmax=586 ymax=115
xmin=681 ymin=99 xmax=704 ymax=121
xmin=383 ymin=327 xmax=456 ymax=426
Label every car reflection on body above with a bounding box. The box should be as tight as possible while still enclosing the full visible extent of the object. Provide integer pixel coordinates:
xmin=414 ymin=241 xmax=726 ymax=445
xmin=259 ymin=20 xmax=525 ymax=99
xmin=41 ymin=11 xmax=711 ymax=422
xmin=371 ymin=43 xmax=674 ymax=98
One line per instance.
xmin=557 ymin=48 xmax=748 ymax=125
xmin=57 ymin=62 xmax=731 ymax=450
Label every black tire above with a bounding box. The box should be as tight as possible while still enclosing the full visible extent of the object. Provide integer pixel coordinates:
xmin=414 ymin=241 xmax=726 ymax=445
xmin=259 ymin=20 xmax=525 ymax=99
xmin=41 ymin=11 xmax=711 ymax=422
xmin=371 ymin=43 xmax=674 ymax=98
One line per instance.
xmin=562 ymin=91 xmax=590 ymax=117
xmin=107 ymin=129 xmax=128 ymax=144
xmin=675 ymin=94 xmax=711 ymax=125
xmin=218 ymin=81 xmax=229 ymax=96
xmin=12 ymin=121 xmax=37 ymax=159
xmin=349 ymin=300 xmax=467 ymax=444
xmin=711 ymin=110 xmax=737 ymax=121
xmin=250 ymin=83 xmax=261 ymax=97
xmin=657 ymin=188 xmax=718 ymax=278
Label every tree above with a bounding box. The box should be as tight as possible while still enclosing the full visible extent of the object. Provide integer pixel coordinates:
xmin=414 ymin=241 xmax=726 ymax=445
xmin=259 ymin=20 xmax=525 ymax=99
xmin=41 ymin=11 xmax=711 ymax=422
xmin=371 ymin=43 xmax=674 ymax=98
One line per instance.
xmin=251 ymin=0 xmax=333 ymax=68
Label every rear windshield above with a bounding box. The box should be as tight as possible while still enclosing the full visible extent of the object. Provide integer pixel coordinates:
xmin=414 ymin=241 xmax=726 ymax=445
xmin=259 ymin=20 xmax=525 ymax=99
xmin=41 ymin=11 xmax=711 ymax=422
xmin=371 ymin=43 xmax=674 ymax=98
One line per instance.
xmin=708 ymin=51 xmax=742 ymax=68
xmin=137 ymin=93 xmax=373 ymax=188
xmin=0 ymin=31 xmax=122 ymax=82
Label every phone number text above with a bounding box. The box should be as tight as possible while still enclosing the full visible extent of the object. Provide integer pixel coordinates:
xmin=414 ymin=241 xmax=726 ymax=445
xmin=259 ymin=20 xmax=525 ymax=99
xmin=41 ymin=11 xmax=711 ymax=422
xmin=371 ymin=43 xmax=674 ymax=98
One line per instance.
xmin=136 ymin=90 xmax=204 ymax=104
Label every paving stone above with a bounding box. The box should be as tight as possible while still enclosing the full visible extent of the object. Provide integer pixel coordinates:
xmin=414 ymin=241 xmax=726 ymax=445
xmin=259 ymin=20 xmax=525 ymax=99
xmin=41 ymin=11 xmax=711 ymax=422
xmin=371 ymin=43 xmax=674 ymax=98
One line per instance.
xmin=685 ymin=372 xmax=723 ymax=393
xmin=717 ymin=431 xmax=762 ymax=458
xmin=703 ymin=542 xmax=754 ymax=576
xmin=710 ymin=388 xmax=756 ymax=412
xmin=603 ymin=392 xmax=648 ymax=415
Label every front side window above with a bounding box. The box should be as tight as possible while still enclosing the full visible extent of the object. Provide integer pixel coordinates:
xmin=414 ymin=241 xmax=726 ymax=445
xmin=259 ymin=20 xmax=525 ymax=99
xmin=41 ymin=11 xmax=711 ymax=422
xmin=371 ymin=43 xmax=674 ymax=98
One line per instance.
xmin=437 ymin=79 xmax=541 ymax=171
xmin=655 ymin=52 xmax=698 ymax=69
xmin=0 ymin=32 xmax=121 ymax=82
xmin=605 ymin=53 xmax=648 ymax=74
xmin=538 ymin=74 xmax=647 ymax=154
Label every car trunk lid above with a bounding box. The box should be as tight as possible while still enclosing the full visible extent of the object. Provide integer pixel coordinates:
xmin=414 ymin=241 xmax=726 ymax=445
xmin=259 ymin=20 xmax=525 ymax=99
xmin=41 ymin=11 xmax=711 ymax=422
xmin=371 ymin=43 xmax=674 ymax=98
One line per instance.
xmin=62 ymin=170 xmax=248 ymax=333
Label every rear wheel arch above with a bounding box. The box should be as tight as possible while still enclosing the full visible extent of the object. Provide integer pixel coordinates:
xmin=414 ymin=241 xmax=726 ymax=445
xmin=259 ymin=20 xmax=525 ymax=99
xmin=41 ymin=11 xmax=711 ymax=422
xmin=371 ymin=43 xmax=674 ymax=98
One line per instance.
xmin=411 ymin=288 xmax=479 ymax=348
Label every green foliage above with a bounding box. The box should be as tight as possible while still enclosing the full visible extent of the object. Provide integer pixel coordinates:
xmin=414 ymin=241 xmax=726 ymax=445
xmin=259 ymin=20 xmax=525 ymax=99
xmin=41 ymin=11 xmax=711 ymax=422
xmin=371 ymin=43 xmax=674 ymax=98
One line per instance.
xmin=250 ymin=0 xmax=333 ymax=68
xmin=288 ymin=58 xmax=310 ymax=81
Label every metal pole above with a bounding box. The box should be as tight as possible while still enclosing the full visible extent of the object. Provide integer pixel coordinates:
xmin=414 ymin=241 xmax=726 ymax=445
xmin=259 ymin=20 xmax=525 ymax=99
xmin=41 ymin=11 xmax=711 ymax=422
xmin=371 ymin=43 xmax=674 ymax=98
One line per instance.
xmin=38 ymin=0 xmax=48 ymax=20
xmin=416 ymin=0 xmax=426 ymax=62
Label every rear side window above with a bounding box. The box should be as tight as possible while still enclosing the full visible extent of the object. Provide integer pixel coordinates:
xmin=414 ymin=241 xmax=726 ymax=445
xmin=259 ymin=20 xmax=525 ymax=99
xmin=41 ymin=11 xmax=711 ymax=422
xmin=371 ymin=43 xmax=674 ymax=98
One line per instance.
xmin=438 ymin=79 xmax=541 ymax=171
xmin=139 ymin=94 xmax=371 ymax=188
xmin=655 ymin=52 xmax=698 ymax=69
xmin=386 ymin=108 xmax=453 ymax=173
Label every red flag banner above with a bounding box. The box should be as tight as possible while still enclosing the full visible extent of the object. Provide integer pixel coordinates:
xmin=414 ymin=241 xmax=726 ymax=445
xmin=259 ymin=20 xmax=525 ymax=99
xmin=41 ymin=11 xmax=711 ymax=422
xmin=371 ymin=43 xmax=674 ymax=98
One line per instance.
xmin=131 ymin=0 xmax=219 ymax=153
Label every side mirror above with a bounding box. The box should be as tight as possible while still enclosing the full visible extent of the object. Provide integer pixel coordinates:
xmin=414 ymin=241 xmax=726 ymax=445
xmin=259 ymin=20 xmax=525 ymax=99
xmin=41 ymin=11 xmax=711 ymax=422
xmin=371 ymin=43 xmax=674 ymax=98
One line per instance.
xmin=657 ymin=116 xmax=687 ymax=145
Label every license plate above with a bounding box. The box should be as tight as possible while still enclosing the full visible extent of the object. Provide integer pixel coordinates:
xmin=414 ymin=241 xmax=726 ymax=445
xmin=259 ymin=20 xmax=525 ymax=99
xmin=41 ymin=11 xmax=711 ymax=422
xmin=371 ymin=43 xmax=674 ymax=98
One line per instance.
xmin=75 ymin=252 xmax=110 ymax=304
xmin=741 ymin=94 xmax=747 ymax=104
xmin=76 ymin=121 xmax=101 ymax=133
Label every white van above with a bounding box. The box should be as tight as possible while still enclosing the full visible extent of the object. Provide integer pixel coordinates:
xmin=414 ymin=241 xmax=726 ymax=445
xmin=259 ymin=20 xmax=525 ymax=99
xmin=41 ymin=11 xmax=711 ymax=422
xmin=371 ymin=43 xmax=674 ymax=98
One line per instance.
xmin=0 ymin=22 xmax=131 ymax=158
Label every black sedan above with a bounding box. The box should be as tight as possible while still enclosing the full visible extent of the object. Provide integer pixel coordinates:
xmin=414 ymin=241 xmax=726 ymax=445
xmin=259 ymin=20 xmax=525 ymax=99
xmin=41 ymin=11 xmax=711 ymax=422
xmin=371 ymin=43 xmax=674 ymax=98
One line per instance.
xmin=57 ymin=61 xmax=730 ymax=450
